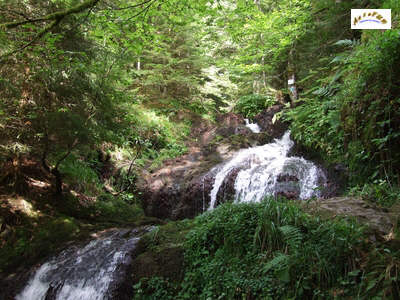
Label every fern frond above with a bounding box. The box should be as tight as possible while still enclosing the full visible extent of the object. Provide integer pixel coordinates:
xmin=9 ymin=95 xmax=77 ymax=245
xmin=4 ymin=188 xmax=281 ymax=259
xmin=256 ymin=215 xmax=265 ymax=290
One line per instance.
xmin=263 ymin=252 xmax=289 ymax=273
xmin=279 ymin=225 xmax=302 ymax=249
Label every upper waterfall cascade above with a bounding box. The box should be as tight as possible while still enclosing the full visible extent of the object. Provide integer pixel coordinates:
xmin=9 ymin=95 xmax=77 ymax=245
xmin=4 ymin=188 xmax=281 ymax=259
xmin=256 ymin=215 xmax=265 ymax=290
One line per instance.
xmin=209 ymin=130 xmax=326 ymax=209
xmin=244 ymin=118 xmax=261 ymax=133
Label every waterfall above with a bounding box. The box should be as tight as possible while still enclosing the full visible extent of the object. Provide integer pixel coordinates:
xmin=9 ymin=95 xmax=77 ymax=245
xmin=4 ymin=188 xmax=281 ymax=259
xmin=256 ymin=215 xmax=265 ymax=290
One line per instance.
xmin=16 ymin=228 xmax=148 ymax=300
xmin=244 ymin=118 xmax=261 ymax=133
xmin=208 ymin=131 xmax=326 ymax=209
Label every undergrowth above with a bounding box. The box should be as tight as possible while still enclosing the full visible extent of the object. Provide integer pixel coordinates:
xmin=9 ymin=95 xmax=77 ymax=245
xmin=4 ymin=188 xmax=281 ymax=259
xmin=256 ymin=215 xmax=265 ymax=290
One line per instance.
xmin=234 ymin=94 xmax=275 ymax=118
xmin=348 ymin=179 xmax=400 ymax=208
xmin=133 ymin=199 xmax=400 ymax=299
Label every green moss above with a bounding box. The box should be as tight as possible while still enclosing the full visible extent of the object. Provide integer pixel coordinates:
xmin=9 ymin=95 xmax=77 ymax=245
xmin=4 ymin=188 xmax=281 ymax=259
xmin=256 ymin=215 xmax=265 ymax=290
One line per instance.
xmin=132 ymin=246 xmax=185 ymax=283
xmin=0 ymin=215 xmax=81 ymax=273
xmin=58 ymin=192 xmax=145 ymax=224
xmin=131 ymin=220 xmax=194 ymax=284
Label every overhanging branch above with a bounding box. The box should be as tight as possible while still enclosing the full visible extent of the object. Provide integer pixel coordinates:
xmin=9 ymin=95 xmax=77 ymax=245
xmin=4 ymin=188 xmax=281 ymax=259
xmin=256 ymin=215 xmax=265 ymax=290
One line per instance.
xmin=0 ymin=0 xmax=101 ymax=61
xmin=0 ymin=0 xmax=100 ymax=29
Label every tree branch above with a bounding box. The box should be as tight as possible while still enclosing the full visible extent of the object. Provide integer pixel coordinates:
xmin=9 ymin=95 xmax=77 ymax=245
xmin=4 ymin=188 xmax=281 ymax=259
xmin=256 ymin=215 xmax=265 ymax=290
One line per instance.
xmin=0 ymin=0 xmax=101 ymax=61
xmin=55 ymin=138 xmax=79 ymax=170
xmin=0 ymin=8 xmax=32 ymax=21
xmin=106 ymin=0 xmax=154 ymax=11
xmin=0 ymin=0 xmax=100 ymax=29
xmin=126 ymin=0 xmax=156 ymax=22
xmin=0 ymin=19 xmax=61 ymax=62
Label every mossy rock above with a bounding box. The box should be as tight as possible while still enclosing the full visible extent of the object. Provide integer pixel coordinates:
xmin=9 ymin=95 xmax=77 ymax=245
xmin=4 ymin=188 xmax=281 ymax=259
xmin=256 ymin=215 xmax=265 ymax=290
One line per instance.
xmin=130 ymin=220 xmax=194 ymax=284
xmin=222 ymin=132 xmax=273 ymax=150
xmin=131 ymin=246 xmax=184 ymax=283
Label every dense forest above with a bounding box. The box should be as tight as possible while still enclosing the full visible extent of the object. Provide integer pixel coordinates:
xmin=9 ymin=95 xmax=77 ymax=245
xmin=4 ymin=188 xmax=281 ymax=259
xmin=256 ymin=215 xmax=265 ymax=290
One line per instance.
xmin=1 ymin=0 xmax=400 ymax=299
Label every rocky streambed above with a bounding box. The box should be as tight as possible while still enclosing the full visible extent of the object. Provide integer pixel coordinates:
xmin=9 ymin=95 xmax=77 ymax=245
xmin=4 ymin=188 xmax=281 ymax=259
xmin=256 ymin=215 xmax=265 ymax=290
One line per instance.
xmin=137 ymin=106 xmax=343 ymax=220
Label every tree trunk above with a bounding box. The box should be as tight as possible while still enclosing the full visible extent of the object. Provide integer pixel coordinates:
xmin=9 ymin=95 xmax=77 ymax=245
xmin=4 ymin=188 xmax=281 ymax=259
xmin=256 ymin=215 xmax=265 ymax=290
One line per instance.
xmin=51 ymin=168 xmax=63 ymax=195
xmin=287 ymin=48 xmax=298 ymax=106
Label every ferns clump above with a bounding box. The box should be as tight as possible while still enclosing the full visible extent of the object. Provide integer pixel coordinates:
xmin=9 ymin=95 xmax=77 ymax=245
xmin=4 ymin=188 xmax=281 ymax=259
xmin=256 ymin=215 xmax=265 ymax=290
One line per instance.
xmin=234 ymin=94 xmax=276 ymax=118
xmin=178 ymin=199 xmax=365 ymax=299
xmin=134 ymin=200 xmax=400 ymax=299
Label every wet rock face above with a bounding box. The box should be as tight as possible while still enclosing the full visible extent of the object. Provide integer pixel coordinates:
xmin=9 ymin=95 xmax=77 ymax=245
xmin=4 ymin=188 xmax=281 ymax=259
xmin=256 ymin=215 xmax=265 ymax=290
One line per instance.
xmin=215 ymin=167 xmax=241 ymax=206
xmin=304 ymin=197 xmax=394 ymax=235
xmin=288 ymin=143 xmax=347 ymax=198
xmin=216 ymin=113 xmax=245 ymax=128
xmin=253 ymin=105 xmax=288 ymax=138
xmin=277 ymin=174 xmax=299 ymax=182
xmin=276 ymin=174 xmax=301 ymax=199
xmin=138 ymin=113 xmax=254 ymax=220
xmin=140 ymin=162 xmax=216 ymax=220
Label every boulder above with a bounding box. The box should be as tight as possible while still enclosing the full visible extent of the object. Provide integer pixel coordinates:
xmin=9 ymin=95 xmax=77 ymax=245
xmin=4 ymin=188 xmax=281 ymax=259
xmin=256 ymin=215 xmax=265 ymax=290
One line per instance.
xmin=253 ymin=105 xmax=288 ymax=138
xmin=216 ymin=113 xmax=245 ymax=128
xmin=215 ymin=167 xmax=241 ymax=206
xmin=303 ymin=197 xmax=394 ymax=235
xmin=138 ymin=113 xmax=256 ymax=220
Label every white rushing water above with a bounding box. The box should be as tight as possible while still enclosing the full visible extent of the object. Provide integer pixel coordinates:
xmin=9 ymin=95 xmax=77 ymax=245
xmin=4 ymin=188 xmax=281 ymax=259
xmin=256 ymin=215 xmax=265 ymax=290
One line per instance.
xmin=17 ymin=229 xmax=145 ymax=300
xmin=208 ymin=131 xmax=326 ymax=209
xmin=244 ymin=118 xmax=261 ymax=133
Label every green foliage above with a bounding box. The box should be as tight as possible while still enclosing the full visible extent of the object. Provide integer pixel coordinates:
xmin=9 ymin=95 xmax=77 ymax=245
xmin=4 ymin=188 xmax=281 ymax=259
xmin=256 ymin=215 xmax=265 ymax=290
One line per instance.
xmin=0 ymin=0 xmax=207 ymax=197
xmin=135 ymin=199 xmax=367 ymax=299
xmin=218 ymin=0 xmax=313 ymax=93
xmin=0 ymin=215 xmax=80 ymax=273
xmin=348 ymin=179 xmax=400 ymax=208
xmin=286 ymin=1 xmax=400 ymax=184
xmin=133 ymin=200 xmax=400 ymax=299
xmin=234 ymin=93 xmax=275 ymax=118
xmin=285 ymin=95 xmax=343 ymax=159
xmin=133 ymin=277 xmax=178 ymax=300
xmin=94 ymin=196 xmax=143 ymax=222
xmin=339 ymin=30 xmax=400 ymax=181
xmin=180 ymin=200 xmax=364 ymax=299
xmin=120 ymin=104 xmax=190 ymax=169
xmin=59 ymin=156 xmax=102 ymax=196
xmin=60 ymin=192 xmax=143 ymax=223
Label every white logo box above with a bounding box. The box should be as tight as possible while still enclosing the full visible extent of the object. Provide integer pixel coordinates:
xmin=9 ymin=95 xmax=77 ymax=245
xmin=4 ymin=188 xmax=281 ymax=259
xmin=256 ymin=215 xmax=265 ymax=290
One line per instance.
xmin=351 ymin=9 xmax=391 ymax=29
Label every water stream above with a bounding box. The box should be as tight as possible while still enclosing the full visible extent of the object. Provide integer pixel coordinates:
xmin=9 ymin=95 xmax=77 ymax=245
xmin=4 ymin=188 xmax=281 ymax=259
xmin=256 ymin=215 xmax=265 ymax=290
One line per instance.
xmin=15 ymin=121 xmax=326 ymax=300
xmin=209 ymin=128 xmax=326 ymax=210
xmin=16 ymin=228 xmax=148 ymax=300
xmin=244 ymin=118 xmax=261 ymax=133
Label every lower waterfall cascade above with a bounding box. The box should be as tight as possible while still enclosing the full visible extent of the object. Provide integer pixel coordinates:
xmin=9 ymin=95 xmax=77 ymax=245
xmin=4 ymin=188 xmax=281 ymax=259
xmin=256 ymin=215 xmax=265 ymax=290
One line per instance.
xmin=16 ymin=228 xmax=148 ymax=300
xmin=209 ymin=130 xmax=326 ymax=209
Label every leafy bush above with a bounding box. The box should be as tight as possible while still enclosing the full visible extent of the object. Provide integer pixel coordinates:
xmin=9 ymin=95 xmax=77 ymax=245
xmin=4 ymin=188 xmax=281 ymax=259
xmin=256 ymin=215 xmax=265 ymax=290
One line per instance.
xmin=287 ymin=29 xmax=400 ymax=185
xmin=134 ymin=199 xmax=370 ymax=299
xmin=94 ymin=196 xmax=143 ymax=222
xmin=339 ymin=30 xmax=400 ymax=182
xmin=133 ymin=277 xmax=178 ymax=300
xmin=285 ymin=95 xmax=343 ymax=160
xmin=121 ymin=105 xmax=190 ymax=168
xmin=180 ymin=199 xmax=363 ymax=299
xmin=0 ymin=216 xmax=80 ymax=273
xmin=234 ymin=94 xmax=275 ymax=118
xmin=59 ymin=192 xmax=143 ymax=223
xmin=348 ymin=179 xmax=400 ymax=208
xmin=59 ymin=156 xmax=102 ymax=196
